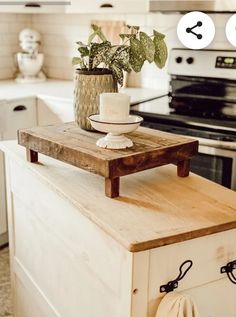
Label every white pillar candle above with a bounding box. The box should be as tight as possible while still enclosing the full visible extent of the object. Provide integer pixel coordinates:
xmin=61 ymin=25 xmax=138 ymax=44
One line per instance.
xmin=99 ymin=93 xmax=131 ymax=122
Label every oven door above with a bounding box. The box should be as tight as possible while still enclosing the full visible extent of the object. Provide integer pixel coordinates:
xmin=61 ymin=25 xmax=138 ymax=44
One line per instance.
xmin=192 ymin=145 xmax=236 ymax=190
xmin=141 ymin=121 xmax=236 ymax=190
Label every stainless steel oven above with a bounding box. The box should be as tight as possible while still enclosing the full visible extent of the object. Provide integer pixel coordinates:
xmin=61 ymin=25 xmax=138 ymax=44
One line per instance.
xmin=131 ymin=49 xmax=236 ymax=190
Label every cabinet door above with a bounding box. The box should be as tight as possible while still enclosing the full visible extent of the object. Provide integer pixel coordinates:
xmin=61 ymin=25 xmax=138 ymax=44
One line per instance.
xmin=187 ymin=278 xmax=236 ymax=317
xmin=67 ymin=0 xmax=147 ymax=13
xmin=0 ymin=0 xmax=67 ymax=13
xmin=2 ymin=98 xmax=37 ymax=140
xmin=37 ymin=97 xmax=74 ymax=126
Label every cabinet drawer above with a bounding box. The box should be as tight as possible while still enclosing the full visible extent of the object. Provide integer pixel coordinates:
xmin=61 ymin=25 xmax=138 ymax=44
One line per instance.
xmin=2 ymin=98 xmax=37 ymax=140
xmin=67 ymin=0 xmax=147 ymax=13
xmin=147 ymin=230 xmax=236 ymax=316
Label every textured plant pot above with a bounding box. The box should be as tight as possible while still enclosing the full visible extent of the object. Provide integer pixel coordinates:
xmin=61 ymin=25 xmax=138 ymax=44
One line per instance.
xmin=74 ymin=69 xmax=118 ymax=131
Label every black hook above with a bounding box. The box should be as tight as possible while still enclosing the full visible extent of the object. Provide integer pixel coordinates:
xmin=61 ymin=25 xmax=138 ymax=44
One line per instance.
xmin=221 ymin=260 xmax=236 ymax=285
xmin=160 ymin=260 xmax=193 ymax=293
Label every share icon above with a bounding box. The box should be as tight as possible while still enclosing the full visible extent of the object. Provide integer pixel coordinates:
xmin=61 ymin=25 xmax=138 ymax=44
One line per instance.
xmin=186 ymin=21 xmax=203 ymax=40
xmin=177 ymin=11 xmax=215 ymax=49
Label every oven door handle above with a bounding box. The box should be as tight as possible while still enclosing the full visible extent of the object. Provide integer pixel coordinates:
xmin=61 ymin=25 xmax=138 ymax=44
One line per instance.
xmin=180 ymin=135 xmax=236 ymax=151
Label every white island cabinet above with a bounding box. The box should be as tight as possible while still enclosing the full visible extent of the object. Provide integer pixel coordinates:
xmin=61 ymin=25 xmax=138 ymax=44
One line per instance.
xmin=1 ymin=141 xmax=236 ymax=317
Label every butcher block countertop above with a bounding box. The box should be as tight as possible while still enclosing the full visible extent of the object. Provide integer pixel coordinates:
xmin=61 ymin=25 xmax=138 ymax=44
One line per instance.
xmin=1 ymin=139 xmax=236 ymax=252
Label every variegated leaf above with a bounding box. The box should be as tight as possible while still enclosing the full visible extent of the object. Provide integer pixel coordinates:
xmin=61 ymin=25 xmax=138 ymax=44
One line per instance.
xmin=153 ymin=30 xmax=165 ymax=40
xmin=78 ymin=46 xmax=89 ymax=57
xmin=129 ymin=38 xmax=146 ymax=72
xmin=90 ymin=42 xmax=111 ymax=68
xmin=72 ymin=57 xmax=85 ymax=68
xmin=140 ymin=31 xmax=155 ymax=63
xmin=153 ymin=37 xmax=168 ymax=69
xmin=110 ymin=62 xmax=124 ymax=86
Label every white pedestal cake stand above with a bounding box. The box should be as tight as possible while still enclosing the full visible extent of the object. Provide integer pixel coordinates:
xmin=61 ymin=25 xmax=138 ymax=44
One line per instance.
xmin=88 ymin=114 xmax=143 ymax=149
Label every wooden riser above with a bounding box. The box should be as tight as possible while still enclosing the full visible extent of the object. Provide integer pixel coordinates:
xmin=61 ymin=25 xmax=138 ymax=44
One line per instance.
xmin=18 ymin=123 xmax=198 ymax=198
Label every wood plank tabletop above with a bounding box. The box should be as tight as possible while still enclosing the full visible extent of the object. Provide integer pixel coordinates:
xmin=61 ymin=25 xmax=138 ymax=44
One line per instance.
xmin=1 ymin=141 xmax=236 ymax=253
xmin=17 ymin=122 xmax=198 ymax=178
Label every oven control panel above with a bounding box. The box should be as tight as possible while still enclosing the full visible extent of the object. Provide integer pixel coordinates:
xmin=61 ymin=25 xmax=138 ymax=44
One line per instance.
xmin=169 ymin=49 xmax=236 ymax=80
xmin=215 ymin=56 xmax=236 ymax=69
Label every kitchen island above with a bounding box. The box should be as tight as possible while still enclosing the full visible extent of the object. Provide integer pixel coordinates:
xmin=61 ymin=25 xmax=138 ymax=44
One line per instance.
xmin=1 ymin=139 xmax=236 ymax=317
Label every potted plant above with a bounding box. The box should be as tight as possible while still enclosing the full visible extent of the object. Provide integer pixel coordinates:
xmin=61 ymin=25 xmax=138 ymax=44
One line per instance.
xmin=73 ymin=24 xmax=168 ymax=130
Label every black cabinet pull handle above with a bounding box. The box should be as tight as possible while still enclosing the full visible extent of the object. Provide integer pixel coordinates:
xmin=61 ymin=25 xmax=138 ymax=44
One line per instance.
xmin=13 ymin=105 xmax=27 ymax=111
xmin=100 ymin=3 xmax=113 ymax=8
xmin=25 ymin=2 xmax=41 ymax=7
xmin=221 ymin=259 xmax=236 ymax=285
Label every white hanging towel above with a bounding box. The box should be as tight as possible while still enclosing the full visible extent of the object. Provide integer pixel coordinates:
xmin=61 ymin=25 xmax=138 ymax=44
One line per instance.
xmin=155 ymin=292 xmax=201 ymax=317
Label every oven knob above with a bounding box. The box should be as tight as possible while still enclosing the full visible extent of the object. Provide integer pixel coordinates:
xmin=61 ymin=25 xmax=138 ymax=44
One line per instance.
xmin=175 ymin=56 xmax=183 ymax=64
xmin=186 ymin=57 xmax=194 ymax=64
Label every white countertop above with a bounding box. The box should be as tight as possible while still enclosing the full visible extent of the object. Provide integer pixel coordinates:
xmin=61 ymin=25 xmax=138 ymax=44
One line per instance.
xmin=0 ymin=79 xmax=167 ymax=104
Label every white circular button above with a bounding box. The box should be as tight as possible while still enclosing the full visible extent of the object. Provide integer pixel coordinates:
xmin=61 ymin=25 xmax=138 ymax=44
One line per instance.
xmin=226 ymin=14 xmax=236 ymax=47
xmin=177 ymin=11 xmax=215 ymax=50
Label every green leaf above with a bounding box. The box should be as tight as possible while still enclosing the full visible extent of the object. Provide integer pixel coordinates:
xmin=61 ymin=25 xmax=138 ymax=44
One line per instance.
xmin=153 ymin=36 xmax=168 ymax=69
xmin=78 ymin=46 xmax=89 ymax=57
xmin=119 ymin=33 xmax=134 ymax=41
xmin=153 ymin=30 xmax=165 ymax=40
xmin=107 ymin=46 xmax=130 ymax=71
xmin=110 ymin=63 xmax=124 ymax=86
xmin=90 ymin=41 xmax=111 ymax=69
xmin=126 ymin=25 xmax=140 ymax=31
xmin=88 ymin=32 xmax=97 ymax=45
xmin=90 ymin=24 xmax=107 ymax=43
xmin=129 ymin=38 xmax=146 ymax=72
xmin=72 ymin=57 xmax=84 ymax=67
xmin=119 ymin=34 xmax=126 ymax=41
xmin=140 ymin=31 xmax=155 ymax=63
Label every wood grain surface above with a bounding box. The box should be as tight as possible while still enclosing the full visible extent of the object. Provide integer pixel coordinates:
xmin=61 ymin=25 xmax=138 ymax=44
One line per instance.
xmin=18 ymin=122 xmax=198 ymax=179
xmin=1 ymin=141 xmax=236 ymax=252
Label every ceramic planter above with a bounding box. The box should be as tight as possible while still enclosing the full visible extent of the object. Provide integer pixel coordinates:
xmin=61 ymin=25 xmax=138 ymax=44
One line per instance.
xmin=74 ymin=69 xmax=118 ymax=131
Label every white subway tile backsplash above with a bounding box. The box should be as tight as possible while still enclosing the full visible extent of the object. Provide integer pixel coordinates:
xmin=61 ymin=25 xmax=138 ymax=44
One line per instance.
xmin=0 ymin=68 xmax=14 ymax=80
xmin=0 ymin=13 xmax=31 ymax=79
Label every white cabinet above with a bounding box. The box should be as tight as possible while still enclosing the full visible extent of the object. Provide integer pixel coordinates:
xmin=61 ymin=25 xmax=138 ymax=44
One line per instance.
xmin=1 ymin=97 xmax=37 ymax=140
xmin=0 ymin=0 xmax=147 ymax=13
xmin=37 ymin=97 xmax=74 ymax=126
xmin=67 ymin=0 xmax=147 ymax=13
xmin=0 ymin=97 xmax=37 ymax=246
xmin=0 ymin=0 xmax=68 ymax=13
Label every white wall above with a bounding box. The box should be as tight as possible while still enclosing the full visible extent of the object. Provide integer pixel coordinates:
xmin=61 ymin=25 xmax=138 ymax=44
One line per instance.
xmin=0 ymin=14 xmax=31 ymax=80
xmin=0 ymin=12 xmax=234 ymax=88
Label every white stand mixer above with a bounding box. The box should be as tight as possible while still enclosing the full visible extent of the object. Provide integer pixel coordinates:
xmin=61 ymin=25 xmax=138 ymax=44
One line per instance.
xmin=16 ymin=28 xmax=46 ymax=83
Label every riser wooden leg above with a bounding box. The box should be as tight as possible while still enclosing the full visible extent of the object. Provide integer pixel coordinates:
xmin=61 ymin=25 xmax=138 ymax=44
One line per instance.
xmin=26 ymin=149 xmax=38 ymax=163
xmin=105 ymin=177 xmax=120 ymax=198
xmin=177 ymin=159 xmax=190 ymax=177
